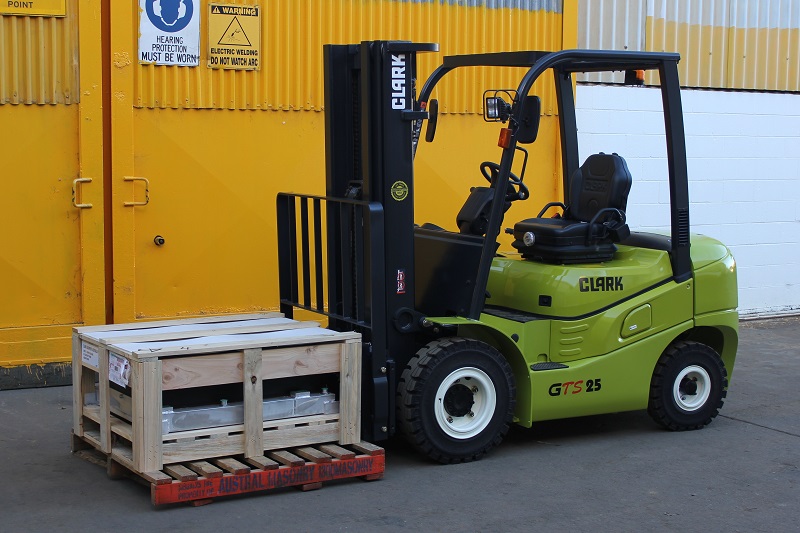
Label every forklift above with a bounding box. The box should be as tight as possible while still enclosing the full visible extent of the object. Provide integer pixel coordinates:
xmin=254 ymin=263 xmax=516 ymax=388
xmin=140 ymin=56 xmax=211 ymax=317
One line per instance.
xmin=276 ymin=41 xmax=738 ymax=464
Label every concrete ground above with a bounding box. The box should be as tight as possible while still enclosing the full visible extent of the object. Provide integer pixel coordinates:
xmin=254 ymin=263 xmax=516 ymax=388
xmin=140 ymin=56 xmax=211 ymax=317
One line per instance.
xmin=1 ymin=318 xmax=798 ymax=532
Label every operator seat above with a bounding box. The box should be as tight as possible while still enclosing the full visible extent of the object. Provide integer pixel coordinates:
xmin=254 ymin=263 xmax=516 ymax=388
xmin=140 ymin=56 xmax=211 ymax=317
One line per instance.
xmin=512 ymin=153 xmax=632 ymax=264
xmin=456 ymin=187 xmax=498 ymax=236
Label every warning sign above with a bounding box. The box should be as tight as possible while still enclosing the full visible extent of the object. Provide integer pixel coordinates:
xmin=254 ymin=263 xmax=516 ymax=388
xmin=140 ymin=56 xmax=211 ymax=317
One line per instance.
xmin=208 ymin=3 xmax=261 ymax=70
xmin=138 ymin=0 xmax=200 ymax=67
xmin=0 ymin=0 xmax=65 ymax=17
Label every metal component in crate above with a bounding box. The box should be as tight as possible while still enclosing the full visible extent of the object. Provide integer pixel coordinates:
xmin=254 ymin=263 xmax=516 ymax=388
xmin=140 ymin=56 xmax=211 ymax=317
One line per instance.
xmin=159 ymin=392 xmax=338 ymax=434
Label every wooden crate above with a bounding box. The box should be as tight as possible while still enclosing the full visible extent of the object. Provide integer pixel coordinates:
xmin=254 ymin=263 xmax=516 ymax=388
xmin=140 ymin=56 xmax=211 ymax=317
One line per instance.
xmin=72 ymin=313 xmax=361 ymax=477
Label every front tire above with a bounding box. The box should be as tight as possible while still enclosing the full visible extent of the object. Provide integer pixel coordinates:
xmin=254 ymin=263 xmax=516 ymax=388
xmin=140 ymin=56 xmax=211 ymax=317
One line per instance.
xmin=397 ymin=338 xmax=515 ymax=464
xmin=648 ymin=341 xmax=728 ymax=431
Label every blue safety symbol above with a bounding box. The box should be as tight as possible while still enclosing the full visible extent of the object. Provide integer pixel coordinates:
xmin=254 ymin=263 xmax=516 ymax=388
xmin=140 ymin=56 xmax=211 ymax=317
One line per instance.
xmin=145 ymin=0 xmax=194 ymax=33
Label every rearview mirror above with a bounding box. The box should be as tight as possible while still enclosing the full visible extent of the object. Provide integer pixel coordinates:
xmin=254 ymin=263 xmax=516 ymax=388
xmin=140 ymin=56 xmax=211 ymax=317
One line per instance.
xmin=425 ymin=99 xmax=439 ymax=142
xmin=516 ymin=96 xmax=541 ymax=144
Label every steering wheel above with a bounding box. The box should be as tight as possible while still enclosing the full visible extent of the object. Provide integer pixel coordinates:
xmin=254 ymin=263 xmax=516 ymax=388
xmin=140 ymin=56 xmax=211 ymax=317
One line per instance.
xmin=480 ymin=161 xmax=529 ymax=201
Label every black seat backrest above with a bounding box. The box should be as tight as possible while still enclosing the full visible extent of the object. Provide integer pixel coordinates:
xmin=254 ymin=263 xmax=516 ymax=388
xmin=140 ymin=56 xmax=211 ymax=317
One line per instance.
xmin=456 ymin=186 xmax=496 ymax=236
xmin=568 ymin=153 xmax=632 ymax=222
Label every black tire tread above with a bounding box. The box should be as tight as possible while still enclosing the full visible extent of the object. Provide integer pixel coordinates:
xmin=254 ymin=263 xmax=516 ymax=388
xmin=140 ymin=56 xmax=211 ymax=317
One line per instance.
xmin=648 ymin=340 xmax=728 ymax=431
xmin=397 ymin=337 xmax=515 ymax=464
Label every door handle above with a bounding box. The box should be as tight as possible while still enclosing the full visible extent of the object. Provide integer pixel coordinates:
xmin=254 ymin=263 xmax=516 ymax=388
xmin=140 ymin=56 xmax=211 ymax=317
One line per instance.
xmin=124 ymin=176 xmax=150 ymax=207
xmin=72 ymin=178 xmax=93 ymax=208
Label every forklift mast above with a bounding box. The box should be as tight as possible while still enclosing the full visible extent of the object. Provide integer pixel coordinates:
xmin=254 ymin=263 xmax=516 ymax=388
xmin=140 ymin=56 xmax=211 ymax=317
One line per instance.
xmin=278 ymin=41 xmax=436 ymax=441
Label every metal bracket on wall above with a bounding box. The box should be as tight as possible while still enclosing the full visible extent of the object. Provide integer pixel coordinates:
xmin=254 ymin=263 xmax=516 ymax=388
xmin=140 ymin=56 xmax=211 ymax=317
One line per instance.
xmin=123 ymin=176 xmax=150 ymax=207
xmin=72 ymin=177 xmax=93 ymax=208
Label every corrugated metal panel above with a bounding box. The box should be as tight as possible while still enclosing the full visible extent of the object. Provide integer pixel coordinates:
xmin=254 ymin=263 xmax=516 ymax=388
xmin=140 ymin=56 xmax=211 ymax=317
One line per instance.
xmin=134 ymin=0 xmax=564 ymax=113
xmin=727 ymin=0 xmax=800 ymax=91
xmin=577 ymin=0 xmax=647 ymax=83
xmin=579 ymin=0 xmax=800 ymax=92
xmin=0 ymin=0 xmax=79 ymax=105
xmin=646 ymin=0 xmax=731 ymax=88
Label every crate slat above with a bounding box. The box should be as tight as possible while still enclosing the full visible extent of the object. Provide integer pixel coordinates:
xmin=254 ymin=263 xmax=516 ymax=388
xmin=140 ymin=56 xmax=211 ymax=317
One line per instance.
xmin=113 ymin=329 xmax=360 ymax=361
xmin=164 ymin=464 xmax=198 ymax=482
xmin=351 ymin=442 xmax=385 ymax=456
xmin=110 ymin=418 xmax=133 ymax=442
xmin=244 ymin=455 xmax=279 ymax=470
xmin=161 ymin=342 xmax=343 ymax=390
xmin=162 ymin=433 xmax=245 ymax=465
xmin=141 ymin=470 xmax=174 ymax=485
xmin=243 ymin=348 xmax=264 ymax=458
xmin=186 ymin=461 xmax=223 ymax=479
xmin=339 ymin=339 xmax=362 ymax=445
xmin=293 ymin=447 xmax=333 ymax=463
xmin=318 ymin=444 xmax=356 ymax=460
xmin=74 ymin=313 xmax=283 ymax=335
xmin=268 ymin=450 xmax=305 ymax=467
xmin=91 ymin=318 xmax=313 ymax=344
xmin=211 ymin=457 xmax=251 ymax=475
xmin=83 ymin=430 xmax=102 ymax=450
xmin=111 ymin=445 xmax=135 ymax=472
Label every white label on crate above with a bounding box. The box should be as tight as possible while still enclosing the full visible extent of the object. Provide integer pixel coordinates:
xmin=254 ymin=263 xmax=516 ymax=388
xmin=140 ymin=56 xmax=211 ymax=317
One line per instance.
xmin=108 ymin=353 xmax=131 ymax=388
xmin=81 ymin=342 xmax=100 ymax=369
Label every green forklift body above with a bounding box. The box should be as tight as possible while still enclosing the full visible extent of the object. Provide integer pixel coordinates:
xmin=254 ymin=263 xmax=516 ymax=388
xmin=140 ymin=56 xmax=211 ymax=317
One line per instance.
xmin=426 ymin=233 xmax=738 ymax=427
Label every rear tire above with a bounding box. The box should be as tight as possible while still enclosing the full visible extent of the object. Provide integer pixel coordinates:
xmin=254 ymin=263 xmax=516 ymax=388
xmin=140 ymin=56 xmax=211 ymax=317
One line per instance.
xmin=397 ymin=337 xmax=515 ymax=464
xmin=648 ymin=341 xmax=727 ymax=430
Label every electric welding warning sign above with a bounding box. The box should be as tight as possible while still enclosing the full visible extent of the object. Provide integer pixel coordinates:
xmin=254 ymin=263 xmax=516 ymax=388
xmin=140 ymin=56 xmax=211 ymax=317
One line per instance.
xmin=208 ymin=3 xmax=261 ymax=70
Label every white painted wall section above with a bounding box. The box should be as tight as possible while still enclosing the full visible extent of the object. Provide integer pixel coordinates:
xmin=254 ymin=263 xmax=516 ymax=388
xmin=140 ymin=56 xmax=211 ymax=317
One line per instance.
xmin=576 ymin=84 xmax=800 ymax=316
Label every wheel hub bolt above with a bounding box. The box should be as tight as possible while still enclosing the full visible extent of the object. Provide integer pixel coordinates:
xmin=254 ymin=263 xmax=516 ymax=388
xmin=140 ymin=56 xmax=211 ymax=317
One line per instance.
xmin=471 ymin=386 xmax=478 ymax=393
xmin=447 ymin=416 xmax=453 ymax=423
xmin=468 ymin=411 xmax=474 ymax=418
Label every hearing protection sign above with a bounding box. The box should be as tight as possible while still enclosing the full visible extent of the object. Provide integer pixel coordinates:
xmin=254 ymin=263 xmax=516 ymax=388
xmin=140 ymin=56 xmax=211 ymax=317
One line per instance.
xmin=138 ymin=0 xmax=200 ymax=66
xmin=208 ymin=3 xmax=261 ymax=70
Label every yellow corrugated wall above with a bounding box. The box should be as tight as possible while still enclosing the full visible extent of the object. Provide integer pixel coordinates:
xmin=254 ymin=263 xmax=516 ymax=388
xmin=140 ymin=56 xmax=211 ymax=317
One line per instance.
xmin=134 ymin=0 xmax=564 ymax=113
xmin=0 ymin=1 xmax=79 ymax=104
xmin=1 ymin=0 xmax=576 ymax=383
xmin=110 ymin=0 xmax=571 ymax=324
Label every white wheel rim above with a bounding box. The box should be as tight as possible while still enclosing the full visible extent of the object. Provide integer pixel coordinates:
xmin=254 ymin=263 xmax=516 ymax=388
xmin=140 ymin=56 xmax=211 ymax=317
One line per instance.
xmin=673 ymin=365 xmax=711 ymax=411
xmin=434 ymin=367 xmax=497 ymax=439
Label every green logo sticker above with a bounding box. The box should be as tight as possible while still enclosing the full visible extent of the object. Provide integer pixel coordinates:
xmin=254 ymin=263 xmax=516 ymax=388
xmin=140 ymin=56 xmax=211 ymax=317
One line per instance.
xmin=391 ymin=181 xmax=409 ymax=201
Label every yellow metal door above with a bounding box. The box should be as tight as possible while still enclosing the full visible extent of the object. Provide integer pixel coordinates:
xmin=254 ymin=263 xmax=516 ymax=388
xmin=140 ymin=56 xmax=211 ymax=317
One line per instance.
xmin=109 ymin=1 xmax=314 ymax=322
xmin=109 ymin=106 xmax=324 ymax=321
xmin=0 ymin=1 xmax=106 ymax=385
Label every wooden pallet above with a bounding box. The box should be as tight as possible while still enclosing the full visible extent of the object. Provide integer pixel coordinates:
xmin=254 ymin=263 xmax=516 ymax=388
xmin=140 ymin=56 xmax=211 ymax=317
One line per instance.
xmin=72 ymin=314 xmax=362 ymax=475
xmin=74 ymin=437 xmax=384 ymax=507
